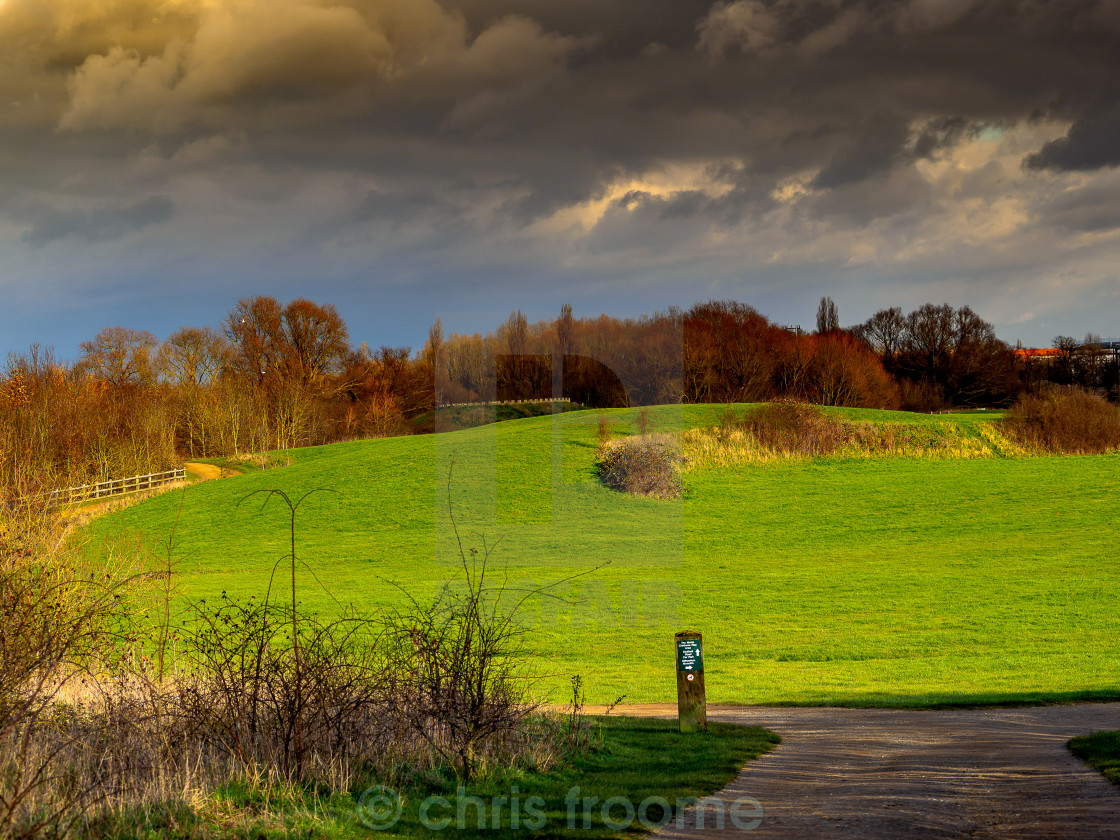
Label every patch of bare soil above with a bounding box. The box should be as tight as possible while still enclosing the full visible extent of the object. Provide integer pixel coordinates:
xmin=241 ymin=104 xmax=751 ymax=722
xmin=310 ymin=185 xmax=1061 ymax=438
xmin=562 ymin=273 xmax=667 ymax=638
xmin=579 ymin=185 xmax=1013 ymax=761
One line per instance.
xmin=183 ymin=461 xmax=237 ymax=480
xmin=601 ymin=703 xmax=1120 ymax=839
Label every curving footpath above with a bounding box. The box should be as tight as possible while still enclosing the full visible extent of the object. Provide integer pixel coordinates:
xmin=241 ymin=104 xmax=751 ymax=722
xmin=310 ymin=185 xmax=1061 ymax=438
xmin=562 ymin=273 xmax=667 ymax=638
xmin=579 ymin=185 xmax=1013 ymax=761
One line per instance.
xmin=641 ymin=703 xmax=1120 ymax=839
xmin=183 ymin=461 xmax=228 ymax=480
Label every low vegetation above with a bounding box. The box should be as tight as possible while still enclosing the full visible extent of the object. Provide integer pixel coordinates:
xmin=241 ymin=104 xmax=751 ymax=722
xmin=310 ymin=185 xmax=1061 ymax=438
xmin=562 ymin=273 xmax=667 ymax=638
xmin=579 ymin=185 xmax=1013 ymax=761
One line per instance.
xmin=382 ymin=717 xmax=779 ymax=838
xmin=1003 ymin=388 xmax=1120 ymax=454
xmin=680 ymin=401 xmax=1023 ymax=468
xmin=599 ymin=397 xmax=1109 ymax=495
xmin=1067 ymin=731 xmax=1120 ymax=788
xmin=598 ymin=434 xmax=684 ymax=500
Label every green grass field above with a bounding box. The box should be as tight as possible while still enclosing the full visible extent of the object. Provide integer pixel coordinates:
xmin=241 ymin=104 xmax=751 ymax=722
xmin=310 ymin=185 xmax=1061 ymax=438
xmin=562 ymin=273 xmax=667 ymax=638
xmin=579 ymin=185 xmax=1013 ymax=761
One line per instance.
xmin=89 ymin=405 xmax=1120 ymax=707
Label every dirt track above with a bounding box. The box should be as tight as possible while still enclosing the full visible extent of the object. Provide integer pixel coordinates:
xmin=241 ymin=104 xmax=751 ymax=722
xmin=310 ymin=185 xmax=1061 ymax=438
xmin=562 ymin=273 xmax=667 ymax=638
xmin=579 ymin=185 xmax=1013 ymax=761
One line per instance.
xmin=600 ymin=703 xmax=1120 ymax=838
xmin=183 ymin=461 xmax=229 ymax=480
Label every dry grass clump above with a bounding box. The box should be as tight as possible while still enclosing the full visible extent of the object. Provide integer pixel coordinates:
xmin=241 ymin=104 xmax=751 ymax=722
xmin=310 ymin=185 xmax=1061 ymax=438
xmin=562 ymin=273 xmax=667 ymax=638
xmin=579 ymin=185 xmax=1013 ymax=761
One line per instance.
xmin=733 ymin=400 xmax=851 ymax=456
xmin=598 ymin=434 xmax=683 ymax=500
xmin=1003 ymin=388 xmax=1120 ymax=455
xmin=680 ymin=400 xmax=1025 ymax=470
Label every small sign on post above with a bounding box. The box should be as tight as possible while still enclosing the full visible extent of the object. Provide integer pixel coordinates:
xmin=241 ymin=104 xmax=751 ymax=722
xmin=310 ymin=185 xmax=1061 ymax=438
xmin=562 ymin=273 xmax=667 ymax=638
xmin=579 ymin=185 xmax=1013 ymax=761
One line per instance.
xmin=675 ymin=631 xmax=706 ymax=732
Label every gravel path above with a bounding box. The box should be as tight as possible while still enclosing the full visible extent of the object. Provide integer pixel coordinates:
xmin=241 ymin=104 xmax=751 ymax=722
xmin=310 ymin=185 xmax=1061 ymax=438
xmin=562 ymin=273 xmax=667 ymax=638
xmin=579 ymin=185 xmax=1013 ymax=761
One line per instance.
xmin=631 ymin=703 xmax=1120 ymax=839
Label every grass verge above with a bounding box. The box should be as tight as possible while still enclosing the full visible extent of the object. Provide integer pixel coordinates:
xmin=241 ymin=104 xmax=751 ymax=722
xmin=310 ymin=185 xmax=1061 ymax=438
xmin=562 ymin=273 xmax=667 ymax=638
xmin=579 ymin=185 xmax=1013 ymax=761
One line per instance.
xmin=1068 ymin=731 xmax=1120 ymax=788
xmin=87 ymin=716 xmax=778 ymax=839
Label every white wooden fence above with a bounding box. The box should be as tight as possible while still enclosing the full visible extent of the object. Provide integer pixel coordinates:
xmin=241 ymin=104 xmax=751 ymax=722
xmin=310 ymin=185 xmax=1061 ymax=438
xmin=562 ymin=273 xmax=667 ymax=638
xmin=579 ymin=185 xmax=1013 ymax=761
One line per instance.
xmin=47 ymin=468 xmax=186 ymax=506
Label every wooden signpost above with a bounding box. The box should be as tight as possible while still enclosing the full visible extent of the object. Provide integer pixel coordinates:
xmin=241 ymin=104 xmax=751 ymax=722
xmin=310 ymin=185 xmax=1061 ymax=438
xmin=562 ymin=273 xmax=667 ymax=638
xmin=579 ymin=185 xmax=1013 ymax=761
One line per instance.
xmin=675 ymin=631 xmax=706 ymax=732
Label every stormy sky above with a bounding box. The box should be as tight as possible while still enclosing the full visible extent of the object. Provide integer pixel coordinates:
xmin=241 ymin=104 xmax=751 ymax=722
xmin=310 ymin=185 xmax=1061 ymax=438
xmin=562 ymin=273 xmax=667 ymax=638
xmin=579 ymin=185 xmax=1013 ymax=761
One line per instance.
xmin=2 ymin=0 xmax=1119 ymax=357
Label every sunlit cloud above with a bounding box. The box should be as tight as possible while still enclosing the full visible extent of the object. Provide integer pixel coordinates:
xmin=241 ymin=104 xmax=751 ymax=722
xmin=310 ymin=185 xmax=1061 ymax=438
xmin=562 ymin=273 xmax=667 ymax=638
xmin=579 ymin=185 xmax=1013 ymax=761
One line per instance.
xmin=0 ymin=0 xmax=1119 ymax=355
xmin=530 ymin=160 xmax=744 ymax=236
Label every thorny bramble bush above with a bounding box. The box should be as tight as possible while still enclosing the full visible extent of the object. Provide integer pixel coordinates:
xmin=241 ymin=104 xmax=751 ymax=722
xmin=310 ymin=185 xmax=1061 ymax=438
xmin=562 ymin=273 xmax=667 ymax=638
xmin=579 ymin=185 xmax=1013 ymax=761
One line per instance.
xmin=381 ymin=458 xmax=605 ymax=782
xmin=598 ymin=433 xmax=683 ymax=500
xmin=171 ymin=598 xmax=394 ymax=781
xmin=0 ymin=495 xmax=142 ymax=839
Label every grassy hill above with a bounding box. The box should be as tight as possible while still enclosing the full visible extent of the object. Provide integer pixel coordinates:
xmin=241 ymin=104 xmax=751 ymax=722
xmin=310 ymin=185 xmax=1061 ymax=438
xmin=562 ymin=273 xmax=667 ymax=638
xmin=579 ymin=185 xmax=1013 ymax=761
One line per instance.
xmin=410 ymin=399 xmax=585 ymax=433
xmin=88 ymin=405 xmax=1120 ymax=707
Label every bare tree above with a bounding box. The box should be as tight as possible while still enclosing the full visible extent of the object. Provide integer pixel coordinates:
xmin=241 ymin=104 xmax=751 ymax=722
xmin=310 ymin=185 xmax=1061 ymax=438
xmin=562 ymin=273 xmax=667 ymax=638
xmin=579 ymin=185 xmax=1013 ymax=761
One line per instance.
xmin=858 ymin=306 xmax=905 ymax=361
xmin=422 ymin=318 xmax=446 ymax=404
xmin=422 ymin=318 xmax=444 ymax=370
xmin=502 ymin=309 xmax=529 ymax=358
xmin=557 ymin=303 xmax=575 ymax=357
xmin=283 ymin=298 xmax=350 ymax=385
xmin=890 ymin=303 xmax=1014 ymax=408
xmin=1052 ymin=335 xmax=1079 ymax=384
xmin=79 ymin=326 xmax=157 ymax=387
xmin=157 ymin=326 xmax=229 ymax=387
xmin=1078 ymin=333 xmax=1106 ymax=388
xmin=224 ymin=297 xmax=286 ymax=387
xmin=222 ymin=297 xmax=352 ymax=447
xmin=815 ymin=297 xmax=839 ymax=334
xmin=903 ymin=303 xmax=956 ymax=376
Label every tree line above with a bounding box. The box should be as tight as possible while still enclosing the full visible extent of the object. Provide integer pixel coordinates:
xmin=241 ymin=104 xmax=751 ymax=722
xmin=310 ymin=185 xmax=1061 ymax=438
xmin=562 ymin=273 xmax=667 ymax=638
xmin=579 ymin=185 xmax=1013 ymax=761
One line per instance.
xmin=1 ymin=295 xmax=1113 ymax=496
xmin=848 ymin=301 xmax=1119 ymax=410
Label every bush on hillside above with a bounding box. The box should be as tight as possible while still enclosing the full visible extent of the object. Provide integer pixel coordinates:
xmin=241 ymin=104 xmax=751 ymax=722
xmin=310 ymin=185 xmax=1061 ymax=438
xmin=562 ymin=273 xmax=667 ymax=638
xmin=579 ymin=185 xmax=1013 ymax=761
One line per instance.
xmin=599 ymin=434 xmax=683 ymax=500
xmin=1003 ymin=388 xmax=1120 ymax=454
xmin=732 ymin=400 xmax=852 ymax=456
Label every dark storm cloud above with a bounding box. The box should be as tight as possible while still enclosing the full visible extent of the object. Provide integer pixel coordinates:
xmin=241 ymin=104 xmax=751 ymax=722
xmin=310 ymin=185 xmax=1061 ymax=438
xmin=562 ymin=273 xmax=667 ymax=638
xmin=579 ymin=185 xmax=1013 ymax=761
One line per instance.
xmin=811 ymin=114 xmax=913 ymax=189
xmin=21 ymin=195 xmax=174 ymax=247
xmin=911 ymin=117 xmax=975 ymax=160
xmin=7 ymin=0 xmax=1117 ymax=218
xmin=442 ymin=0 xmax=715 ymax=51
xmin=2 ymin=0 xmax=1120 ymax=352
xmin=1024 ymin=104 xmax=1120 ymax=172
xmin=355 ymin=190 xmax=438 ymax=223
xmin=1040 ymin=178 xmax=1120 ymax=233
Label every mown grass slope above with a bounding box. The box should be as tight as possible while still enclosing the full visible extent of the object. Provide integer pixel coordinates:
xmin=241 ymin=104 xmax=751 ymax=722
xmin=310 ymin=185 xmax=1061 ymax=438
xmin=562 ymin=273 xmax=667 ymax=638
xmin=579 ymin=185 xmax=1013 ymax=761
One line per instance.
xmin=90 ymin=405 xmax=1120 ymax=707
